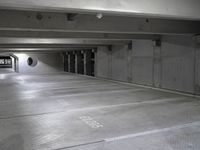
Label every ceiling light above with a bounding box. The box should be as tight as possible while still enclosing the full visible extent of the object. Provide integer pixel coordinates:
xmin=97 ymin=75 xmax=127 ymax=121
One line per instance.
xmin=96 ymin=13 xmax=103 ymax=19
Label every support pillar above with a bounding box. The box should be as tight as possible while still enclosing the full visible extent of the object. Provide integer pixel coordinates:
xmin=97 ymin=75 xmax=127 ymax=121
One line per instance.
xmin=153 ymin=39 xmax=162 ymax=88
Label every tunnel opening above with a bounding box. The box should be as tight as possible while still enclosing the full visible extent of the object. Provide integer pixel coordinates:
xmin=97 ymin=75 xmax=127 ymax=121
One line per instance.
xmin=0 ymin=56 xmax=12 ymax=68
xmin=0 ymin=55 xmax=16 ymax=74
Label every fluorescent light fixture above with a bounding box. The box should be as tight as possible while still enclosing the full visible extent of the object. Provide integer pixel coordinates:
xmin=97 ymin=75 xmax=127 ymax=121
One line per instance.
xmin=96 ymin=13 xmax=103 ymax=19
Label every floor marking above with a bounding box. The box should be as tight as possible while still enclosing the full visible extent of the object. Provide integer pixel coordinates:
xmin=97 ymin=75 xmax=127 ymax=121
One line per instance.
xmin=24 ymin=83 xmax=118 ymax=93
xmin=55 ymin=88 xmax=143 ymax=97
xmin=70 ymin=97 xmax=185 ymax=112
xmin=53 ymin=140 xmax=105 ymax=150
xmin=0 ymin=110 xmax=66 ymax=120
xmin=105 ymin=121 xmax=200 ymax=142
xmin=0 ymin=97 xmax=186 ymax=120
xmin=80 ymin=116 xmax=103 ymax=129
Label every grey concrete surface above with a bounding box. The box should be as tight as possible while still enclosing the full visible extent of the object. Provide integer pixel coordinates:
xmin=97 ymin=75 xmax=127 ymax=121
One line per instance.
xmin=0 ymin=68 xmax=14 ymax=74
xmin=1 ymin=9 xmax=200 ymax=35
xmin=96 ymin=36 xmax=198 ymax=94
xmin=13 ymin=53 xmax=63 ymax=74
xmin=0 ymin=72 xmax=200 ymax=150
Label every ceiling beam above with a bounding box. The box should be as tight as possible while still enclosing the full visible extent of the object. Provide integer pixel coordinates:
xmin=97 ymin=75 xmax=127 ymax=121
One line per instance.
xmin=0 ymin=31 xmax=160 ymax=40
xmin=0 ymin=44 xmax=98 ymax=48
xmin=0 ymin=47 xmax=94 ymax=52
xmin=0 ymin=37 xmax=130 ymax=45
xmin=0 ymin=0 xmax=200 ymax=20
xmin=0 ymin=10 xmax=200 ymax=35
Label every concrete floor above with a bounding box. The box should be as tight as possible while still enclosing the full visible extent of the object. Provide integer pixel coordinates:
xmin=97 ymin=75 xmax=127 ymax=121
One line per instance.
xmin=0 ymin=72 xmax=200 ymax=150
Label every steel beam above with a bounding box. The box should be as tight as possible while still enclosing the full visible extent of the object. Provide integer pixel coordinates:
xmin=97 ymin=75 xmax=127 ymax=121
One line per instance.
xmin=0 ymin=10 xmax=199 ymax=35
xmin=0 ymin=0 xmax=200 ymax=20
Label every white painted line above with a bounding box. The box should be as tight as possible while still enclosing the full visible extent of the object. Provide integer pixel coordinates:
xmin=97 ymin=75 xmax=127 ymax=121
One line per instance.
xmin=105 ymin=121 xmax=200 ymax=142
xmin=22 ymin=83 xmax=118 ymax=94
xmin=70 ymin=97 xmax=185 ymax=112
xmin=55 ymin=88 xmax=143 ymax=98
xmin=0 ymin=97 xmax=186 ymax=119
xmin=80 ymin=116 xmax=103 ymax=129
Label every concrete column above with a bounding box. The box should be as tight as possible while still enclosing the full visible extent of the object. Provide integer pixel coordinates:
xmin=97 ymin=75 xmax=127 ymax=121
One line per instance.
xmin=76 ymin=51 xmax=84 ymax=75
xmin=85 ymin=50 xmax=93 ymax=76
xmin=69 ymin=51 xmax=75 ymax=73
xmin=68 ymin=53 xmax=70 ymax=72
xmin=153 ymin=43 xmax=162 ymax=88
xmin=96 ymin=46 xmax=110 ymax=78
xmin=83 ymin=52 xmax=86 ymax=75
xmin=75 ymin=52 xmax=78 ymax=74
xmin=64 ymin=52 xmax=69 ymax=72
xmin=94 ymin=49 xmax=97 ymax=77
xmin=108 ymin=47 xmax=112 ymax=79
xmin=127 ymin=43 xmax=133 ymax=83
xmin=10 ymin=54 xmax=19 ymax=73
xmin=91 ymin=49 xmax=95 ymax=76
xmin=194 ymin=47 xmax=200 ymax=95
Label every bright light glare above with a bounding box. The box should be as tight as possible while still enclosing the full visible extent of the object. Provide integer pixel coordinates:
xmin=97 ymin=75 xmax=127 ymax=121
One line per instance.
xmin=0 ymin=74 xmax=6 ymax=80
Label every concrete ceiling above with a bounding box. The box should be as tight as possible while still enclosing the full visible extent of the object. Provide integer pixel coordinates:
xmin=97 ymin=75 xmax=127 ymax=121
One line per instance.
xmin=0 ymin=0 xmax=200 ymax=20
xmin=0 ymin=1 xmax=199 ymax=51
xmin=0 ymin=10 xmax=200 ymax=35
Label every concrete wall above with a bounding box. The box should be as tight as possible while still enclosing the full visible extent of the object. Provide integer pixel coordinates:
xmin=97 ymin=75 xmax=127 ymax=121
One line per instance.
xmin=96 ymin=35 xmax=198 ymax=94
xmin=161 ymin=40 xmax=195 ymax=93
xmin=195 ymin=47 xmax=200 ymax=94
xmin=96 ymin=46 xmax=111 ymax=78
xmin=14 ymin=52 xmax=63 ymax=74
xmin=132 ymin=40 xmax=154 ymax=86
xmin=111 ymin=45 xmax=129 ymax=82
xmin=96 ymin=40 xmax=154 ymax=84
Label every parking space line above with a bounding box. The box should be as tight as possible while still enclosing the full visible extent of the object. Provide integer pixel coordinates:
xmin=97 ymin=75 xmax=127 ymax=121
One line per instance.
xmin=105 ymin=121 xmax=200 ymax=142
